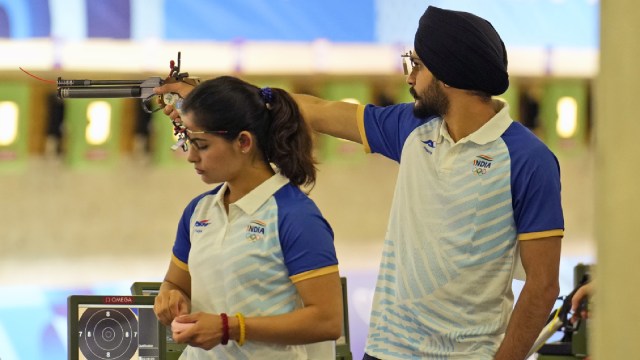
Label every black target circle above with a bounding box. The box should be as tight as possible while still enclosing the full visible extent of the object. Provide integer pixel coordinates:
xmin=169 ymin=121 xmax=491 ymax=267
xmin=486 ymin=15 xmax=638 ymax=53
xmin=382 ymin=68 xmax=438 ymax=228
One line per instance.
xmin=78 ymin=307 xmax=138 ymax=360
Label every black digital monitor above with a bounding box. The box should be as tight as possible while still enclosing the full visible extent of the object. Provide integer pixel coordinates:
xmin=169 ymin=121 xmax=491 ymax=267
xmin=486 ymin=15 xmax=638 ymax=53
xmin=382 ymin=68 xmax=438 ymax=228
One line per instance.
xmin=67 ymin=295 xmax=166 ymax=360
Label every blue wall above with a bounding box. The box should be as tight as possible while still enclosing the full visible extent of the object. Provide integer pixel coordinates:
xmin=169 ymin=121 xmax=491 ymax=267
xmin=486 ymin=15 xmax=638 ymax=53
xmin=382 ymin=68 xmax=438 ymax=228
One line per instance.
xmin=0 ymin=0 xmax=598 ymax=49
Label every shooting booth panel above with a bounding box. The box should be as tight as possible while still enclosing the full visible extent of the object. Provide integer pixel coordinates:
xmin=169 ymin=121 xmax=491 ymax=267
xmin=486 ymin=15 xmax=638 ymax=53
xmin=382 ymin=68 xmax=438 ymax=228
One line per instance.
xmin=336 ymin=276 xmax=353 ymax=360
xmin=130 ymin=282 xmax=187 ymax=360
xmin=535 ymin=263 xmax=591 ymax=360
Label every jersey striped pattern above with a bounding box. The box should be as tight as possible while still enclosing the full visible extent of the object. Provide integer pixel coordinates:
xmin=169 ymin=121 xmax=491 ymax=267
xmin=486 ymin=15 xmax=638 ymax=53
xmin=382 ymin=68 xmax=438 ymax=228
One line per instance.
xmin=172 ymin=174 xmax=338 ymax=359
xmin=358 ymin=102 xmax=563 ymax=359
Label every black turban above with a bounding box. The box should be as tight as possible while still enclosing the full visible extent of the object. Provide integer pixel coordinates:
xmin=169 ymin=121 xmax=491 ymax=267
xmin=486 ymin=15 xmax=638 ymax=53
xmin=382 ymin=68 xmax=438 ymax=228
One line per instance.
xmin=414 ymin=6 xmax=509 ymax=95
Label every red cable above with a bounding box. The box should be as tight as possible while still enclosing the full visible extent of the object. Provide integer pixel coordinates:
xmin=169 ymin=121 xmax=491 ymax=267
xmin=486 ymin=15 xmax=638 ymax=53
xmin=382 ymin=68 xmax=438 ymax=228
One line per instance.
xmin=19 ymin=67 xmax=56 ymax=84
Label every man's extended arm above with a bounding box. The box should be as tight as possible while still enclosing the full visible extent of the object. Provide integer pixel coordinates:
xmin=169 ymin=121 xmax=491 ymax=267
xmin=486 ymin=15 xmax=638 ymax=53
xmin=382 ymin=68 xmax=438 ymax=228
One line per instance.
xmin=290 ymin=94 xmax=362 ymax=143
xmin=154 ymin=83 xmax=362 ymax=143
xmin=494 ymin=236 xmax=561 ymax=360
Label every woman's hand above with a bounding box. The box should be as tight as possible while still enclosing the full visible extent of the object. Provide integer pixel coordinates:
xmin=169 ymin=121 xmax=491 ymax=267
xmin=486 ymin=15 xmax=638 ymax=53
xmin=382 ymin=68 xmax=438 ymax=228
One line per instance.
xmin=570 ymin=282 xmax=593 ymax=323
xmin=172 ymin=312 xmax=227 ymax=350
xmin=154 ymin=288 xmax=190 ymax=326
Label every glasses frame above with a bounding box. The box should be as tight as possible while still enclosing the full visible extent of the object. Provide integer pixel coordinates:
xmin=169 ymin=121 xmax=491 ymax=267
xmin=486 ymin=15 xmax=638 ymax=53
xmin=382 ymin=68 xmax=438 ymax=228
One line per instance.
xmin=401 ymin=51 xmax=417 ymax=76
xmin=185 ymin=129 xmax=229 ymax=137
xmin=171 ymin=123 xmax=230 ymax=152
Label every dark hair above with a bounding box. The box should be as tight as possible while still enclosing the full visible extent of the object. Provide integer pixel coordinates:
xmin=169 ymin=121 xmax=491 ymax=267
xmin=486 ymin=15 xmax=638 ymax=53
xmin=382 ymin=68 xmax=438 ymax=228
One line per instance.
xmin=181 ymin=76 xmax=317 ymax=187
xmin=466 ymin=89 xmax=492 ymax=102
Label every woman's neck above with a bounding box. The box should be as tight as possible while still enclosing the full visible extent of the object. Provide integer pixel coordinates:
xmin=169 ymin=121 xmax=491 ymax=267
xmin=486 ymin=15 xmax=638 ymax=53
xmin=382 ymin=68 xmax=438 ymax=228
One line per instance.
xmin=224 ymin=163 xmax=275 ymax=206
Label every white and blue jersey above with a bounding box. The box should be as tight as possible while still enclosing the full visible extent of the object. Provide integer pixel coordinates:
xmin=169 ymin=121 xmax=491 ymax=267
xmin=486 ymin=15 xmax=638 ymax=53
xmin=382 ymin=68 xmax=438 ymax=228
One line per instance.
xmin=357 ymin=101 xmax=564 ymax=359
xmin=171 ymin=173 xmax=339 ymax=360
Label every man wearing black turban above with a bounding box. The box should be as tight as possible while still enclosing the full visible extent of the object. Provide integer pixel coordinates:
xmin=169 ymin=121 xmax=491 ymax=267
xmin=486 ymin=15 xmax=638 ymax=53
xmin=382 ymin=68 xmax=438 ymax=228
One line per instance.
xmin=156 ymin=6 xmax=563 ymax=360
xmin=414 ymin=6 xmax=509 ymax=97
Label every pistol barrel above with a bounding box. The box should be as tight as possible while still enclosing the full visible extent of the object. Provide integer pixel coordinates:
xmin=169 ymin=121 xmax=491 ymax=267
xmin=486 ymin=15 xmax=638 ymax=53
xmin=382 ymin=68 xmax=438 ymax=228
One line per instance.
xmin=56 ymin=79 xmax=145 ymax=87
xmin=57 ymin=86 xmax=142 ymax=99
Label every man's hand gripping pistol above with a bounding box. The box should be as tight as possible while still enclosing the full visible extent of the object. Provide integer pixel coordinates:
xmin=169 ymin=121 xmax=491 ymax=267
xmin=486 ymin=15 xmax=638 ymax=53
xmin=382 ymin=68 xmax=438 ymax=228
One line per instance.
xmin=56 ymin=52 xmax=198 ymax=112
xmin=56 ymin=52 xmax=198 ymax=151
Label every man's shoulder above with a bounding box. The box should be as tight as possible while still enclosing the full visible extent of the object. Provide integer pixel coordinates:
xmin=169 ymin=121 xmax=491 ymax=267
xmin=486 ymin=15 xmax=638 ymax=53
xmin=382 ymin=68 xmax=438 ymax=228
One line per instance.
xmin=502 ymin=122 xmax=555 ymax=158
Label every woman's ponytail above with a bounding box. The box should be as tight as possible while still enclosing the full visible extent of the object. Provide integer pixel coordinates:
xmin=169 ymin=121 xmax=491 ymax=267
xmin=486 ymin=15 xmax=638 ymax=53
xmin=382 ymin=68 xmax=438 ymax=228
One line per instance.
xmin=182 ymin=76 xmax=317 ymax=188
xmin=263 ymin=87 xmax=317 ymax=188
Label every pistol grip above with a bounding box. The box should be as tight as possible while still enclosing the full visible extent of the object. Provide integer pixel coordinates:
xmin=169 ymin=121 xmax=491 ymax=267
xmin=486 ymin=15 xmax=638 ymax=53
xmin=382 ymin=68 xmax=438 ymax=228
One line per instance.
xmin=160 ymin=77 xmax=199 ymax=109
xmin=162 ymin=93 xmax=182 ymax=109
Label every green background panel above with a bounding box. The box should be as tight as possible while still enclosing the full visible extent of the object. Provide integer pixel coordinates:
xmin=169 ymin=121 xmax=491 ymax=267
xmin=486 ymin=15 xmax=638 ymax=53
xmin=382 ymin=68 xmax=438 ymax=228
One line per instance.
xmin=64 ymin=98 xmax=123 ymax=168
xmin=540 ymin=80 xmax=589 ymax=155
xmin=318 ymin=81 xmax=370 ymax=165
xmin=498 ymin=82 xmax=520 ymax=120
xmin=0 ymin=82 xmax=31 ymax=170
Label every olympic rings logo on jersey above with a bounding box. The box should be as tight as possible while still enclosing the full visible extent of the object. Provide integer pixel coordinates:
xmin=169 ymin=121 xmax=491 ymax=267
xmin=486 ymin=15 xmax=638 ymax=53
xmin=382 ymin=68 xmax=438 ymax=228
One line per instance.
xmin=472 ymin=154 xmax=493 ymax=176
xmin=246 ymin=220 xmax=266 ymax=242
xmin=472 ymin=167 xmax=488 ymax=176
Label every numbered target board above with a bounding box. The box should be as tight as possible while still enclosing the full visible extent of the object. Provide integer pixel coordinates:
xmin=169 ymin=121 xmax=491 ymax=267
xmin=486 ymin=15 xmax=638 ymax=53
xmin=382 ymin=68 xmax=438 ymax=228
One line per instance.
xmin=68 ymin=295 xmax=166 ymax=360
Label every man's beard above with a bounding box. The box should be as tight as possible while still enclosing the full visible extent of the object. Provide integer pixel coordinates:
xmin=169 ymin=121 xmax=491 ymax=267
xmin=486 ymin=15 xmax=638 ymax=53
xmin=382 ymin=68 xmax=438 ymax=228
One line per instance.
xmin=411 ymin=78 xmax=449 ymax=119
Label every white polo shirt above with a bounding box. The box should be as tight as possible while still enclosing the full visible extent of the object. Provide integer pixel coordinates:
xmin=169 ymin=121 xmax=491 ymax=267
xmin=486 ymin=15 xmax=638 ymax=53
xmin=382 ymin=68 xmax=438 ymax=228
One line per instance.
xmin=357 ymin=101 xmax=564 ymax=359
xmin=172 ymin=173 xmax=339 ymax=360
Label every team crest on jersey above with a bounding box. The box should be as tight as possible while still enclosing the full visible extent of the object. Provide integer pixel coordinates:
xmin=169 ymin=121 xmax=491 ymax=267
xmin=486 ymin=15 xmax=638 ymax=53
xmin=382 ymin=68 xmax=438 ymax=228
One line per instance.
xmin=246 ymin=220 xmax=266 ymax=242
xmin=472 ymin=154 xmax=493 ymax=176
xmin=421 ymin=139 xmax=436 ymax=155
xmin=195 ymin=219 xmax=210 ymax=227
xmin=194 ymin=219 xmax=210 ymax=233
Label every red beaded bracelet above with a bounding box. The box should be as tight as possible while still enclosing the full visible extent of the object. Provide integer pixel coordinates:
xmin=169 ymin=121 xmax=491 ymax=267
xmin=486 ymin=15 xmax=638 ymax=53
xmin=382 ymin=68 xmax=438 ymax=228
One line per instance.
xmin=220 ymin=313 xmax=229 ymax=345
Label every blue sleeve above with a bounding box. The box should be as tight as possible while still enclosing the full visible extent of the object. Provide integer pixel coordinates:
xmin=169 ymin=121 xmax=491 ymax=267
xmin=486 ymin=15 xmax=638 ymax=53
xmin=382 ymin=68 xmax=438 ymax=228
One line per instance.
xmin=363 ymin=103 xmax=432 ymax=162
xmin=274 ymin=185 xmax=337 ymax=276
xmin=503 ymin=123 xmax=565 ymax=235
xmin=172 ymin=188 xmax=221 ymax=264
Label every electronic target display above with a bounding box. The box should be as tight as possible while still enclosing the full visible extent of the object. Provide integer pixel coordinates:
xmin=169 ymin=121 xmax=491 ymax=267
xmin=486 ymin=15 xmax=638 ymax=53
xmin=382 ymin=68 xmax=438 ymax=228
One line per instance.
xmin=68 ymin=295 xmax=166 ymax=360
